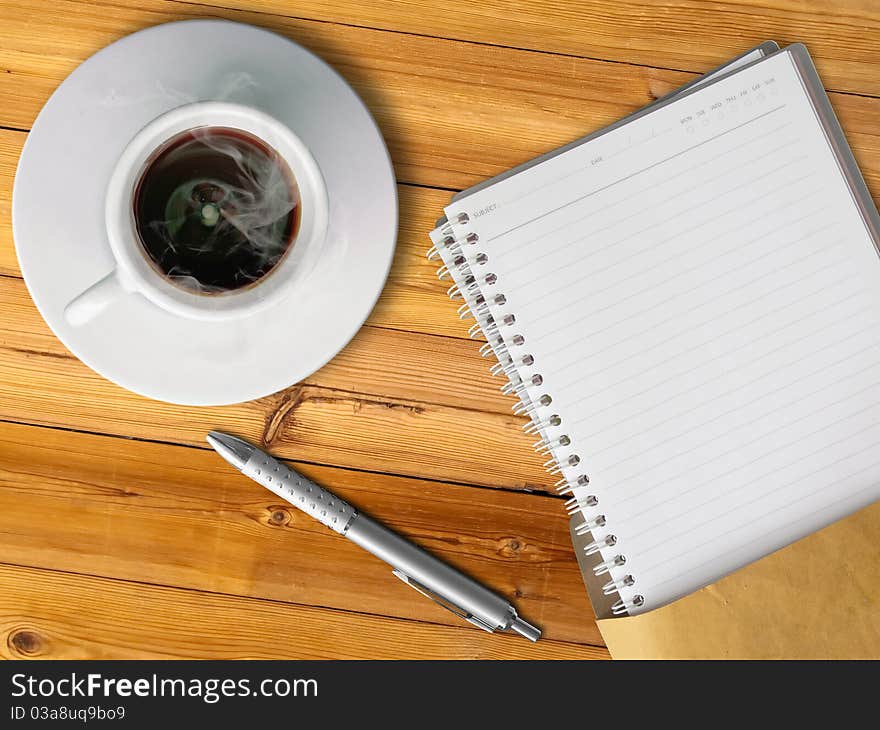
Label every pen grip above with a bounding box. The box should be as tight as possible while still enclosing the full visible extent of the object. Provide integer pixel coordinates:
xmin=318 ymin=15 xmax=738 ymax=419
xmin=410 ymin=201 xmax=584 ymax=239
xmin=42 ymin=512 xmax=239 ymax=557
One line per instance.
xmin=242 ymin=450 xmax=356 ymax=535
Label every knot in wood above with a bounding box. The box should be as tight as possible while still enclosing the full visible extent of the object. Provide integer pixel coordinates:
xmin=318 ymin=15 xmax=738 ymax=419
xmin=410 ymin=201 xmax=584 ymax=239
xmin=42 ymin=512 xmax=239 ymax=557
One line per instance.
xmin=9 ymin=629 xmax=43 ymax=656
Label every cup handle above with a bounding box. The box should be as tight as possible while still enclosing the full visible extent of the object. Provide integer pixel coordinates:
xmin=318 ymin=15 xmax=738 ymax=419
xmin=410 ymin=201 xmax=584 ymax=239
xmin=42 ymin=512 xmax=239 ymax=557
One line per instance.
xmin=64 ymin=270 xmax=126 ymax=327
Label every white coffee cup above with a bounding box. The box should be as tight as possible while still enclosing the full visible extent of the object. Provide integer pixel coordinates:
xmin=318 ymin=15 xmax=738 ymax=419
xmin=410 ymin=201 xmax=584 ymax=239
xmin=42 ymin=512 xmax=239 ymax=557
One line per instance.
xmin=64 ymin=101 xmax=329 ymax=326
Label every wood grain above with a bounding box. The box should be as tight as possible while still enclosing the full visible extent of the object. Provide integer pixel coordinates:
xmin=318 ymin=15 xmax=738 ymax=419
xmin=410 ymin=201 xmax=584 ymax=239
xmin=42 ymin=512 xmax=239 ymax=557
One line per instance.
xmin=178 ymin=0 xmax=880 ymax=98
xmin=1 ymin=0 xmax=878 ymax=193
xmin=0 ymin=260 xmax=509 ymax=418
xmin=0 ymin=113 xmax=555 ymax=492
xmin=0 ymin=129 xmax=15 ymax=276
xmin=0 ymin=275 xmax=552 ymax=491
xmin=0 ymin=564 xmax=605 ymax=659
xmin=2 ymin=0 xmax=876 ymax=660
xmin=0 ymin=421 xmax=600 ymax=646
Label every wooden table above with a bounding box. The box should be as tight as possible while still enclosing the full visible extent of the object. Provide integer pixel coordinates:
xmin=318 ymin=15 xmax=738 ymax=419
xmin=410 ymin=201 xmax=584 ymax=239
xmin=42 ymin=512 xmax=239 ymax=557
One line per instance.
xmin=1 ymin=0 xmax=877 ymax=660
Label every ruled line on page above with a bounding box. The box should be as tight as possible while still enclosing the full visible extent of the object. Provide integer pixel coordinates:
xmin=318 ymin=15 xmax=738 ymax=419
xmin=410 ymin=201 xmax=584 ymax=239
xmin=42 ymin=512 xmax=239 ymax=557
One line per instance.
xmin=592 ymin=313 xmax=876 ymax=469
xmin=502 ymin=140 xmax=805 ymax=305
xmin=558 ymin=237 xmax=846 ymax=413
xmin=518 ymin=184 xmax=825 ymax=357
xmin=617 ymin=381 xmax=880 ymax=519
xmin=500 ymin=144 xmax=808 ymax=287
xmin=501 ymin=126 xmax=678 ymax=209
xmin=578 ymin=336 xmax=880 ymax=506
xmin=486 ymin=104 xmax=786 ymax=243
xmin=571 ymin=282 xmax=870 ymax=435
xmin=527 ymin=191 xmax=826 ymax=349
xmin=543 ymin=199 xmax=830 ymax=386
xmin=570 ymin=264 xmax=853 ymax=438
xmin=562 ymin=290 xmax=864 ymax=437
xmin=598 ymin=336 xmax=880 ymax=495
xmin=624 ymin=392 xmax=880 ymax=545
xmin=506 ymin=135 xmax=800 ymax=276
xmin=580 ymin=307 xmax=875 ymax=484
xmin=638 ymin=446 xmax=880 ymax=582
xmin=539 ymin=214 xmax=837 ymax=371
xmin=496 ymin=121 xmax=795 ymax=261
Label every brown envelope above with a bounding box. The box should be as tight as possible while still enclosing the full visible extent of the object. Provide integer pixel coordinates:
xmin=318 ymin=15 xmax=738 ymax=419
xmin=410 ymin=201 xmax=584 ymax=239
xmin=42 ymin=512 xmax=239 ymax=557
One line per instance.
xmin=595 ymin=501 xmax=880 ymax=659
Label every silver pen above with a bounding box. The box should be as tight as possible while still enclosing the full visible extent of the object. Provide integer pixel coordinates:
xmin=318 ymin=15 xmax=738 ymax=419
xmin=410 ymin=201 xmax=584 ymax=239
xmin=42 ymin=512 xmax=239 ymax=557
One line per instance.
xmin=207 ymin=431 xmax=541 ymax=641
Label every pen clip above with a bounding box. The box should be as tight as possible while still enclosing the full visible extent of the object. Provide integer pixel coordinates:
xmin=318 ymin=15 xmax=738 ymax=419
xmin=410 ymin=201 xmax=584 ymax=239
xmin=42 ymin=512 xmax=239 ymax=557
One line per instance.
xmin=392 ymin=570 xmax=496 ymax=633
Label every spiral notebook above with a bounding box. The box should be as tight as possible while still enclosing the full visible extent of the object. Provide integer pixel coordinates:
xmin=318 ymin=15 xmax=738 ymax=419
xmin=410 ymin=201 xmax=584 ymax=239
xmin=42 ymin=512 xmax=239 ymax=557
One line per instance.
xmin=428 ymin=43 xmax=880 ymax=619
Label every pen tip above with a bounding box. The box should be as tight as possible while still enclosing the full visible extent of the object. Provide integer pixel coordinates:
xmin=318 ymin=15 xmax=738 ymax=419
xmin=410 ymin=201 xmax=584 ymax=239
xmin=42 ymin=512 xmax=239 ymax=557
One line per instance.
xmin=206 ymin=431 xmax=255 ymax=471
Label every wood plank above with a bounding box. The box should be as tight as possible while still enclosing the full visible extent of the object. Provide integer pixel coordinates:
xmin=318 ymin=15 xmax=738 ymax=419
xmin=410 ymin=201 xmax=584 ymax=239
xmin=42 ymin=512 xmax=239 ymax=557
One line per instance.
xmin=0 ymin=421 xmax=601 ymax=646
xmin=1 ymin=0 xmax=879 ymax=194
xmin=0 ymin=129 xmax=15 ymax=276
xmin=373 ymin=185 xmax=471 ymax=340
xmin=0 ymin=276 xmax=550 ymax=491
xmin=256 ymin=385 xmax=546 ymax=489
xmin=0 ymin=267 xmax=511 ymax=417
xmin=0 ymin=563 xmax=606 ymax=658
xmin=179 ymin=0 xmax=880 ymax=98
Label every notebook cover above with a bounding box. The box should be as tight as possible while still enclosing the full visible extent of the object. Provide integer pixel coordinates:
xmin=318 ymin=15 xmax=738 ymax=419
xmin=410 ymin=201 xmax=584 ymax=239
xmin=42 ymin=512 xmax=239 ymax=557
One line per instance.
xmin=787 ymin=43 xmax=880 ymax=256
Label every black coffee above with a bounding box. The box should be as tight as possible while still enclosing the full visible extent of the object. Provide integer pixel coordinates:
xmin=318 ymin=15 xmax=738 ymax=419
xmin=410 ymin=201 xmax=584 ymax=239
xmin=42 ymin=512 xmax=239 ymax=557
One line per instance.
xmin=133 ymin=127 xmax=300 ymax=294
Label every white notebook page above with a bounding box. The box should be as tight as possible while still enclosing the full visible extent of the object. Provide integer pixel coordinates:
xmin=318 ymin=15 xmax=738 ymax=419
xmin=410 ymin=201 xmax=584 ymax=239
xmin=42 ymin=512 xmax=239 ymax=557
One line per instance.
xmin=444 ymin=48 xmax=880 ymax=614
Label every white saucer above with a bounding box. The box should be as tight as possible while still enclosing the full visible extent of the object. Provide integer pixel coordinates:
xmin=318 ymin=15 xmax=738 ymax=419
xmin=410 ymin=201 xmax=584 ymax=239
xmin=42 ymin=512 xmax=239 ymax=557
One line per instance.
xmin=13 ymin=20 xmax=397 ymax=406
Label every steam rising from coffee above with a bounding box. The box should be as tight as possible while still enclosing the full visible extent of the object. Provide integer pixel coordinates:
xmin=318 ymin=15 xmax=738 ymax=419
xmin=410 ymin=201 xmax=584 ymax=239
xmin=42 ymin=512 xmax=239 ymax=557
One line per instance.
xmin=134 ymin=126 xmax=300 ymax=294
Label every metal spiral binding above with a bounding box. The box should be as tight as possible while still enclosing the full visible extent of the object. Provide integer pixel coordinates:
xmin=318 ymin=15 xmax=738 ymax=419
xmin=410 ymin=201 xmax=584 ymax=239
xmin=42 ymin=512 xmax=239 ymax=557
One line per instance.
xmin=429 ymin=217 xmax=642 ymax=616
